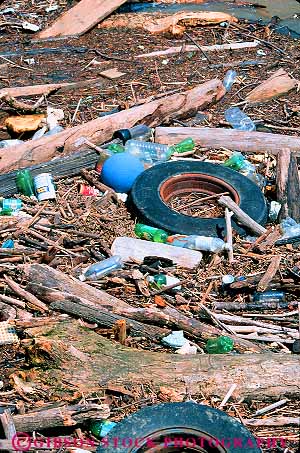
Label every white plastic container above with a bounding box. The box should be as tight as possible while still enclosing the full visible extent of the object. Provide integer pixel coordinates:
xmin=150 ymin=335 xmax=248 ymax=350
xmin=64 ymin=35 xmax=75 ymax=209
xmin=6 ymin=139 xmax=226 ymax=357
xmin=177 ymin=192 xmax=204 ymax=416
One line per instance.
xmin=33 ymin=173 xmax=56 ymax=201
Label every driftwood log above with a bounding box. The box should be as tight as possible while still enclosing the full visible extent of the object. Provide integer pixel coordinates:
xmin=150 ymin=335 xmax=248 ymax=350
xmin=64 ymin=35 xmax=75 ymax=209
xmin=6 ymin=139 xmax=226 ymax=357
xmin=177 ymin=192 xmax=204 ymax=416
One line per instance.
xmin=36 ymin=0 xmax=127 ymax=39
xmin=12 ymin=404 xmax=109 ymax=433
xmin=276 ymin=148 xmax=300 ymax=222
xmin=23 ymin=320 xmax=300 ymax=401
xmin=245 ymin=69 xmax=298 ymax=104
xmin=0 ymin=80 xmax=225 ymax=174
xmin=144 ymin=11 xmax=238 ymax=36
xmin=24 ymin=264 xmax=262 ymax=352
xmin=155 ymin=127 xmax=300 ymax=155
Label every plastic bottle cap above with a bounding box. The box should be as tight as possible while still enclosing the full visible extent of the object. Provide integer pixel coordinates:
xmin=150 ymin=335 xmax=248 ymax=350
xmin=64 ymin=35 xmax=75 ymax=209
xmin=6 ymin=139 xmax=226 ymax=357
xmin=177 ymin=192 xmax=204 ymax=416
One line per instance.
xmin=222 ymin=275 xmax=235 ymax=285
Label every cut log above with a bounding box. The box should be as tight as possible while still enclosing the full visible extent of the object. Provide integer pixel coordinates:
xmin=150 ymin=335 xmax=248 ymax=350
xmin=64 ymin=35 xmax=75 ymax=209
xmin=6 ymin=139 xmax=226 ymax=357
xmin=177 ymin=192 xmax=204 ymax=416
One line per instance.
xmin=111 ymin=237 xmax=203 ymax=269
xmin=155 ymin=127 xmax=300 ymax=155
xmin=276 ymin=148 xmax=300 ymax=222
xmin=245 ymin=69 xmax=298 ymax=104
xmin=144 ymin=11 xmax=238 ymax=36
xmin=12 ymin=404 xmax=109 ymax=433
xmin=23 ymin=320 xmax=300 ymax=400
xmin=23 ymin=264 xmax=262 ymax=351
xmin=137 ymin=41 xmax=259 ymax=59
xmin=36 ymin=0 xmax=128 ymax=39
xmin=0 ymin=80 xmax=225 ymax=174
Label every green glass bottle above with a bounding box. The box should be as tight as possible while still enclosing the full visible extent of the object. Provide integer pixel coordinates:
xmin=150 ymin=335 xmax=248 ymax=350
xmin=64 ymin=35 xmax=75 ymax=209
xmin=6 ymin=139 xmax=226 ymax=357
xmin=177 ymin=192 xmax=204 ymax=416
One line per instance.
xmin=16 ymin=169 xmax=35 ymax=197
xmin=205 ymin=336 xmax=234 ymax=354
xmin=90 ymin=420 xmax=117 ymax=439
xmin=170 ymin=138 xmax=195 ymax=155
xmin=134 ymin=223 xmax=168 ymax=243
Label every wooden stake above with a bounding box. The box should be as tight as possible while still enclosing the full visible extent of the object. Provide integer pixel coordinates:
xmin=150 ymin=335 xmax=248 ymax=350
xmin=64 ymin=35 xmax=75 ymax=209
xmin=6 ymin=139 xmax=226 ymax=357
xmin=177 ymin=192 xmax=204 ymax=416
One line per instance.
xmin=219 ymin=196 xmax=267 ymax=236
xmin=257 ymin=255 xmax=282 ymax=293
xmin=225 ymin=207 xmax=234 ymax=263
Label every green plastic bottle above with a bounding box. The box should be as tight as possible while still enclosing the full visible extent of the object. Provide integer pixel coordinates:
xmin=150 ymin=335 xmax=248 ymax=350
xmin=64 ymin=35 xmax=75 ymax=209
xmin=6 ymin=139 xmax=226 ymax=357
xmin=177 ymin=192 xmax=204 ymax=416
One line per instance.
xmin=205 ymin=336 xmax=234 ymax=354
xmin=134 ymin=223 xmax=168 ymax=243
xmin=16 ymin=169 xmax=36 ymax=197
xmin=107 ymin=143 xmax=125 ymax=153
xmin=170 ymin=138 xmax=195 ymax=154
xmin=222 ymin=152 xmax=245 ymax=171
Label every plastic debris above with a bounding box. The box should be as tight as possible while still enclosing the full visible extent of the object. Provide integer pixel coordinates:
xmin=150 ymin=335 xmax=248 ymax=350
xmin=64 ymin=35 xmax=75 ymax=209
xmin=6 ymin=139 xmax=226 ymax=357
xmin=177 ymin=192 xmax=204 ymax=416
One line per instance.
xmin=167 ymin=235 xmax=228 ymax=253
xmin=1 ymin=239 xmax=14 ymax=248
xmin=162 ymin=331 xmax=188 ymax=349
xmin=0 ymin=321 xmax=18 ymax=345
xmin=135 ymin=223 xmax=168 ymax=243
xmin=225 ymin=107 xmax=256 ymax=131
xmin=22 ymin=22 xmax=40 ymax=32
xmin=79 ymin=256 xmax=123 ymax=281
xmin=175 ymin=341 xmax=197 ymax=355
xmin=269 ymin=201 xmax=282 ymax=222
xmin=0 ymin=139 xmax=24 ymax=148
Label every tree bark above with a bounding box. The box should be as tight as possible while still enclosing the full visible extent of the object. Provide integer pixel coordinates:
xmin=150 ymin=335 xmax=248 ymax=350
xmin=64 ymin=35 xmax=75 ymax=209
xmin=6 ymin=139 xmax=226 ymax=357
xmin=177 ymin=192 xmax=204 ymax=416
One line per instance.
xmin=12 ymin=404 xmax=109 ymax=433
xmin=155 ymin=127 xmax=300 ymax=155
xmin=24 ymin=320 xmax=300 ymax=401
xmin=276 ymin=148 xmax=300 ymax=222
xmin=0 ymin=80 xmax=225 ymax=174
xmin=24 ymin=264 xmax=262 ymax=352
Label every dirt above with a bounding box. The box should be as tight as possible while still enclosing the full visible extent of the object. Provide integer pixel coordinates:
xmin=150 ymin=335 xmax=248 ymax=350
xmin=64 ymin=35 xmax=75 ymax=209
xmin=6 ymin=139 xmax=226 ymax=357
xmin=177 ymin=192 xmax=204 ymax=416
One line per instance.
xmin=0 ymin=1 xmax=300 ymax=452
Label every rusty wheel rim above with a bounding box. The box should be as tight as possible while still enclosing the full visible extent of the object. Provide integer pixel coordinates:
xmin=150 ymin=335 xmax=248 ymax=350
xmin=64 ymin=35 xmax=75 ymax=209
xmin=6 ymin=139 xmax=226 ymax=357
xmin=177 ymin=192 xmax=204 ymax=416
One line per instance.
xmin=159 ymin=173 xmax=240 ymax=215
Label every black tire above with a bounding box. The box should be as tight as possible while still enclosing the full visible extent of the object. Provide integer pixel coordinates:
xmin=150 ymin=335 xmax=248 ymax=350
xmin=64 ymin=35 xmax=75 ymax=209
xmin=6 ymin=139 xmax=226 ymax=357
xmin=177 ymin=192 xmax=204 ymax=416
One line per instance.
xmin=96 ymin=402 xmax=261 ymax=452
xmin=130 ymin=161 xmax=267 ymax=237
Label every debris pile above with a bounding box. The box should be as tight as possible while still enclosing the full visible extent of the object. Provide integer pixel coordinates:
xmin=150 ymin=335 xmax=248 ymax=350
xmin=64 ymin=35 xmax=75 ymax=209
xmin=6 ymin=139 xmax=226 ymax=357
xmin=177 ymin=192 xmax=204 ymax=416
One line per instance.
xmin=0 ymin=0 xmax=300 ymax=451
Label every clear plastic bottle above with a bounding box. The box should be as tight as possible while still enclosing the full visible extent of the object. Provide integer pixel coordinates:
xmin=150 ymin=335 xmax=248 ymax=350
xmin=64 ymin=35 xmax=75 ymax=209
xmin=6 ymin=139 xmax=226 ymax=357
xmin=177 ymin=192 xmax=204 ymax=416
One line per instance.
xmin=79 ymin=255 xmax=123 ymax=281
xmin=223 ymin=70 xmax=237 ymax=92
xmin=225 ymin=107 xmax=256 ymax=131
xmin=280 ymin=217 xmax=300 ymax=240
xmin=125 ymin=138 xmax=195 ymax=165
xmin=205 ymin=336 xmax=234 ymax=354
xmin=0 ymin=198 xmax=22 ymax=215
xmin=147 ymin=274 xmax=181 ymax=290
xmin=0 ymin=139 xmax=24 ymax=148
xmin=167 ymin=235 xmax=228 ymax=253
xmin=135 ymin=223 xmax=168 ymax=243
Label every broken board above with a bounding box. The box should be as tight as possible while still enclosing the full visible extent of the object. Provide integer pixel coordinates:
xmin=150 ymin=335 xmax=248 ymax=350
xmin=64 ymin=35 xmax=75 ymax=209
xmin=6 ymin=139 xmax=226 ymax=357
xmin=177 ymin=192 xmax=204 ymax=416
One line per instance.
xmin=111 ymin=237 xmax=202 ymax=269
xmin=36 ymin=0 xmax=128 ymax=39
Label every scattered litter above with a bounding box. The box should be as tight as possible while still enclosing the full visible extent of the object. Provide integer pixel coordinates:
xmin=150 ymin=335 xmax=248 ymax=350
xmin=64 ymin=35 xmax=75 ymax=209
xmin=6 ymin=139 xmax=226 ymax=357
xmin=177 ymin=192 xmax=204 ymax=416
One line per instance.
xmin=45 ymin=5 xmax=59 ymax=13
xmin=79 ymin=255 xmax=123 ymax=281
xmin=0 ymin=321 xmax=18 ymax=345
xmin=22 ymin=21 xmax=40 ymax=32
xmin=162 ymin=331 xmax=188 ymax=349
xmin=175 ymin=341 xmax=197 ymax=355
